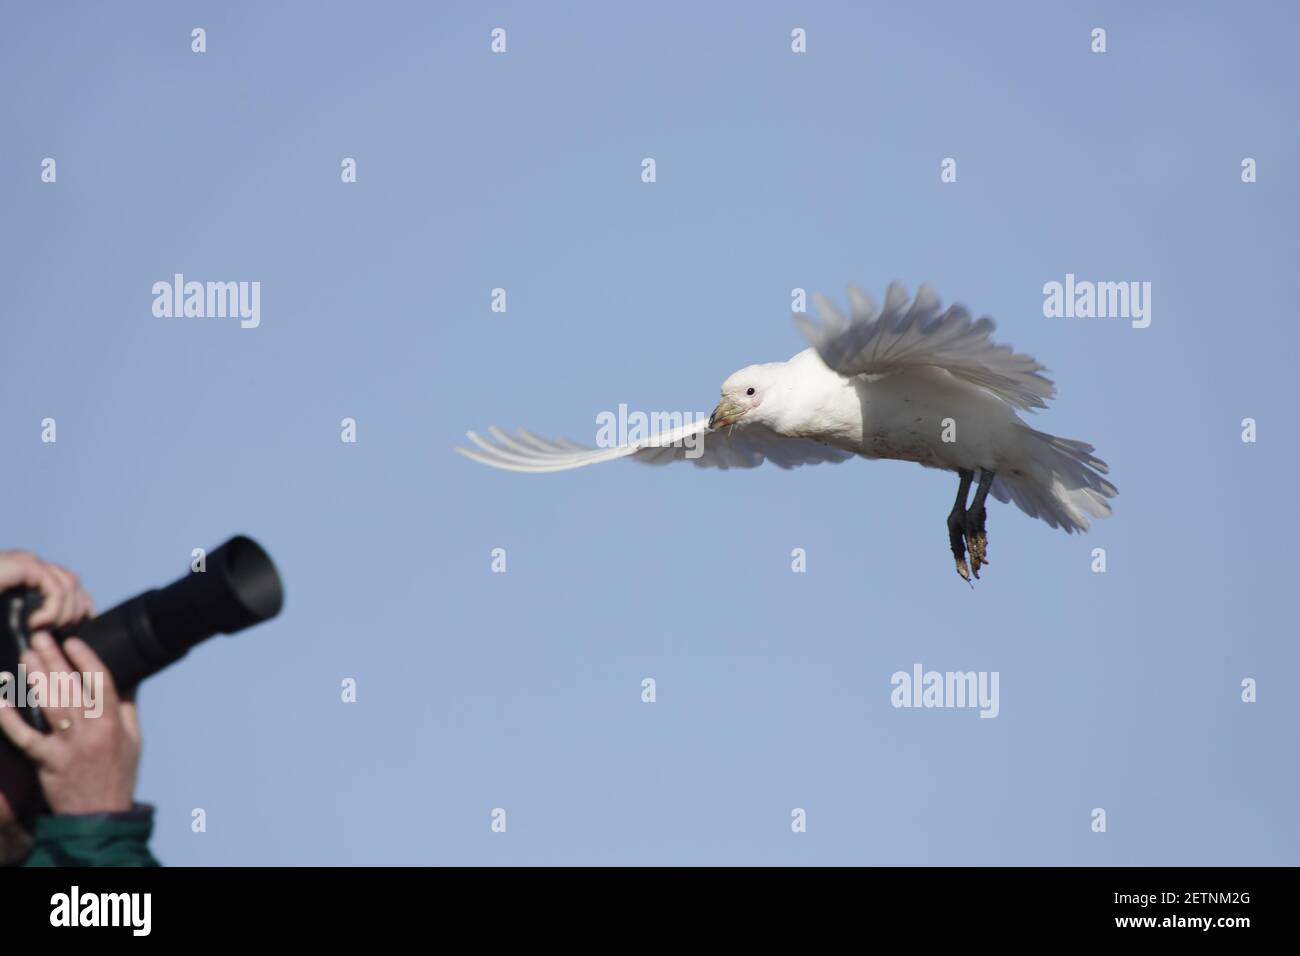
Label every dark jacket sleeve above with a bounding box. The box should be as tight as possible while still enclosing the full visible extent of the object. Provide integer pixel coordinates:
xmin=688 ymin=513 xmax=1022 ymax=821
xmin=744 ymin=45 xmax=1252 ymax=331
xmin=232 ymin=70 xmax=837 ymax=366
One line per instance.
xmin=22 ymin=803 xmax=161 ymax=867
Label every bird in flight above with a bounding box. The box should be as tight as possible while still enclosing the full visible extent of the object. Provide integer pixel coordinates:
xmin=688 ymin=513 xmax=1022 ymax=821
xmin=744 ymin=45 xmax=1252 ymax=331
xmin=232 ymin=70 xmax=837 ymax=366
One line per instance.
xmin=456 ymin=282 xmax=1116 ymax=582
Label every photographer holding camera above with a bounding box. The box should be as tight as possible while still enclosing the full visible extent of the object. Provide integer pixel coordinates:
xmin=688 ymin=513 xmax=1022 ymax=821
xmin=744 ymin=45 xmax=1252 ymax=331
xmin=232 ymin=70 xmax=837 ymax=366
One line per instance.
xmin=0 ymin=550 xmax=158 ymax=867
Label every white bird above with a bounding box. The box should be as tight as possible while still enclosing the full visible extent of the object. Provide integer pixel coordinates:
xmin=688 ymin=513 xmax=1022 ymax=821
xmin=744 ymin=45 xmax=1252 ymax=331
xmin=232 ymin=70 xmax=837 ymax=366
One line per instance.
xmin=456 ymin=282 xmax=1116 ymax=581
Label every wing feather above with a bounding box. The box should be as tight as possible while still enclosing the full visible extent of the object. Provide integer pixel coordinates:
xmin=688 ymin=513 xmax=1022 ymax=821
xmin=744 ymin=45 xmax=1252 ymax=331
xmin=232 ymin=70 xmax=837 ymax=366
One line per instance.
xmin=456 ymin=418 xmax=852 ymax=472
xmin=796 ymin=281 xmax=1056 ymax=411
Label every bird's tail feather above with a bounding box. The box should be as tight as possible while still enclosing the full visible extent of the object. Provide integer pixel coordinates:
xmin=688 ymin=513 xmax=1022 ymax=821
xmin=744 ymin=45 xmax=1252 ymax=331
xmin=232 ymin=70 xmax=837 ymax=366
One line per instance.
xmin=990 ymin=426 xmax=1117 ymax=533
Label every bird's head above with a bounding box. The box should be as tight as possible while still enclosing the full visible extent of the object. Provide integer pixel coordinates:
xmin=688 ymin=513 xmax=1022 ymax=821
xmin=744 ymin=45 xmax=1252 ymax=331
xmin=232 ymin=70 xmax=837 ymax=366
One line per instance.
xmin=710 ymin=364 xmax=781 ymax=429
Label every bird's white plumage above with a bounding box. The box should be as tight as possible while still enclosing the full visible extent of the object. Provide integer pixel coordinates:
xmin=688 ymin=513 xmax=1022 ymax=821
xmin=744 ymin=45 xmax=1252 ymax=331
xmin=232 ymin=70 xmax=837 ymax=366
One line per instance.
xmin=457 ymin=420 xmax=852 ymax=472
xmin=797 ymin=282 xmax=1055 ymax=410
xmin=456 ymin=281 xmax=1117 ymax=534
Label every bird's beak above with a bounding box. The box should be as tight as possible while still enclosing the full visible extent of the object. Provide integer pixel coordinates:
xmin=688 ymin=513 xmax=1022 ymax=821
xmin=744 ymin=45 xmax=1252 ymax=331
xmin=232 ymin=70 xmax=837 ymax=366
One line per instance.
xmin=709 ymin=397 xmax=745 ymax=429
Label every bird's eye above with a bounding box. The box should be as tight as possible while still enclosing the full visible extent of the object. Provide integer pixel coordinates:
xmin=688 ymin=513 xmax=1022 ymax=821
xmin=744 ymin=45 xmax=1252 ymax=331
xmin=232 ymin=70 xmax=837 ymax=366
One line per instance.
xmin=746 ymin=387 xmax=755 ymax=396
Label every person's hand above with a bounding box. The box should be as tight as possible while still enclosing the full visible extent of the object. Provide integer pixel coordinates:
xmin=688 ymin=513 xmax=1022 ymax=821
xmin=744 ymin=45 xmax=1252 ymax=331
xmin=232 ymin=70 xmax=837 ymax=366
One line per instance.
xmin=0 ymin=549 xmax=94 ymax=633
xmin=0 ymin=634 xmax=141 ymax=815
xmin=0 ymin=550 xmax=95 ymax=829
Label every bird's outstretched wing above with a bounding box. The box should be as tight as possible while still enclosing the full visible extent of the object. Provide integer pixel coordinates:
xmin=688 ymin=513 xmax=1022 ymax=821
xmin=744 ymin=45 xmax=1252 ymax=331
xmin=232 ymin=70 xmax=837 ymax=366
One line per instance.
xmin=456 ymin=419 xmax=853 ymax=472
xmin=795 ymin=282 xmax=1056 ymax=411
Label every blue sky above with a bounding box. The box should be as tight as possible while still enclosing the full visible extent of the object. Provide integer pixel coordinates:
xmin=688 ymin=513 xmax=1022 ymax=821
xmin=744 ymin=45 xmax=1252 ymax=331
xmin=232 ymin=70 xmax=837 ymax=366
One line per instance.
xmin=2 ymin=1 xmax=1297 ymax=864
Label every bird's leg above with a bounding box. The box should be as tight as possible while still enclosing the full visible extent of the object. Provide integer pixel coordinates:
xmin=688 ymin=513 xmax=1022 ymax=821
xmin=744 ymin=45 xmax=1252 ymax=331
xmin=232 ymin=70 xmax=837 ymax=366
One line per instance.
xmin=964 ymin=469 xmax=996 ymax=578
xmin=947 ymin=468 xmax=974 ymax=582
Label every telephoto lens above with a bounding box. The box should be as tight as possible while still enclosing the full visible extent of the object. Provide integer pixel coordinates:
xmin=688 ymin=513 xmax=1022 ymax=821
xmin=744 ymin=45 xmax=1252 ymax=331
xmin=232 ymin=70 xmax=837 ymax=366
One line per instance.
xmin=0 ymin=535 xmax=283 ymax=729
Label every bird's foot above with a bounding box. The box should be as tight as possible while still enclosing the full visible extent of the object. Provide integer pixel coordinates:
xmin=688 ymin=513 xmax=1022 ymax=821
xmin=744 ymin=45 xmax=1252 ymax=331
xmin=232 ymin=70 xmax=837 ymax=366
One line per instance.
xmin=964 ymin=506 xmax=990 ymax=579
xmin=954 ymin=556 xmax=972 ymax=584
xmin=947 ymin=509 xmax=972 ymax=584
